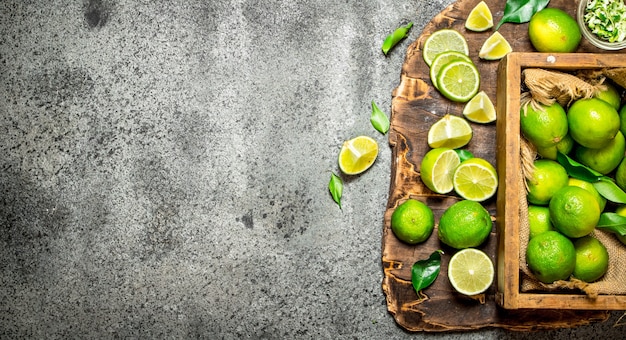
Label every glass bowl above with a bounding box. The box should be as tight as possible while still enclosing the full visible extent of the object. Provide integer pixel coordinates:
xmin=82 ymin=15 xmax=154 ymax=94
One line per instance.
xmin=577 ymin=0 xmax=626 ymax=50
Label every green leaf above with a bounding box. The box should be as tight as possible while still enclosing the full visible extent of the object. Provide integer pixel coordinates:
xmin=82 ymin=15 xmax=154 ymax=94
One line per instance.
xmin=455 ymin=149 xmax=474 ymax=162
xmin=411 ymin=250 xmax=443 ymax=299
xmin=593 ymin=178 xmax=626 ymax=204
xmin=370 ymin=101 xmax=390 ymax=134
xmin=597 ymin=212 xmax=626 ymax=236
xmin=495 ymin=0 xmax=551 ymax=30
xmin=557 ymin=152 xmax=604 ymax=182
xmin=328 ymin=173 xmax=343 ymax=209
xmin=382 ymin=22 xmax=413 ymax=55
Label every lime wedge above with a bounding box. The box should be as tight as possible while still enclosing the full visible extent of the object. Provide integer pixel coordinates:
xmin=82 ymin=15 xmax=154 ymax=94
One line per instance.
xmin=448 ymin=248 xmax=494 ymax=296
xmin=479 ymin=31 xmax=512 ymax=60
xmin=453 ymin=157 xmax=498 ymax=202
xmin=420 ymin=147 xmax=461 ymax=194
xmin=429 ymin=51 xmax=474 ymax=90
xmin=338 ymin=136 xmax=378 ymax=175
xmin=436 ymin=60 xmax=480 ymax=103
xmin=427 ymin=114 xmax=473 ymax=149
xmin=422 ymin=29 xmax=469 ymax=67
xmin=462 ymin=91 xmax=496 ymax=124
xmin=465 ymin=1 xmax=493 ymax=32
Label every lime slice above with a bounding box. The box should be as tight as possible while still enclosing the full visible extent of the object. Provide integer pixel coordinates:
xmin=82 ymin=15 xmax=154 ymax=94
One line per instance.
xmin=422 ymin=29 xmax=469 ymax=67
xmin=429 ymin=51 xmax=473 ymax=90
xmin=462 ymin=91 xmax=496 ymax=124
xmin=420 ymin=147 xmax=461 ymax=194
xmin=453 ymin=157 xmax=498 ymax=202
xmin=465 ymin=1 xmax=493 ymax=32
xmin=427 ymin=114 xmax=473 ymax=149
xmin=448 ymin=248 xmax=494 ymax=296
xmin=478 ymin=31 xmax=512 ymax=60
xmin=338 ymin=136 xmax=378 ymax=175
xmin=436 ymin=60 xmax=480 ymax=103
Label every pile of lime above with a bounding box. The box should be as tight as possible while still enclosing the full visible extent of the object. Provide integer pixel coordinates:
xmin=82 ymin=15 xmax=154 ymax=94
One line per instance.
xmin=522 ymin=82 xmax=626 ymax=284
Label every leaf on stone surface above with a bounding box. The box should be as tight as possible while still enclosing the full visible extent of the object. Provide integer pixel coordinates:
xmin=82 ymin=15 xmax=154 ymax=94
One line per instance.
xmin=370 ymin=100 xmax=390 ymax=134
xmin=597 ymin=212 xmax=626 ymax=236
xmin=329 ymin=172 xmax=343 ymax=209
xmin=411 ymin=250 xmax=443 ymax=300
xmin=381 ymin=22 xmax=413 ymax=55
xmin=495 ymin=0 xmax=550 ymax=30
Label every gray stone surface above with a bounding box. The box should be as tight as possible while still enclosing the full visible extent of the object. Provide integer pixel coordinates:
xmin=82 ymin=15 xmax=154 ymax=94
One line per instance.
xmin=0 ymin=0 xmax=624 ymax=338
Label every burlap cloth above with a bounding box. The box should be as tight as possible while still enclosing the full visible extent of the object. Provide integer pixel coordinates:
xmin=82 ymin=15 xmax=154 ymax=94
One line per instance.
xmin=518 ymin=68 xmax=626 ymax=298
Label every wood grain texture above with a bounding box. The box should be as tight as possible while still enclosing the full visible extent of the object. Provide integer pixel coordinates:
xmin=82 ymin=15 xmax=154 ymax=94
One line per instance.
xmin=383 ymin=0 xmax=614 ymax=332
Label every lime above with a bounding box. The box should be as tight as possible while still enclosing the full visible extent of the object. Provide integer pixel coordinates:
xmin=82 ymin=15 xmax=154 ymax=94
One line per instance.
xmin=452 ymin=157 xmax=498 ymax=202
xmin=422 ymin=29 xmax=469 ymax=67
xmin=549 ymin=186 xmax=600 ymax=238
xmin=429 ymin=51 xmax=473 ymax=90
xmin=465 ymin=1 xmax=493 ymax=32
xmin=568 ymin=177 xmax=606 ymax=212
xmin=568 ymin=98 xmax=620 ymax=149
xmin=536 ymin=134 xmax=574 ymax=160
xmin=337 ymin=136 xmax=378 ymax=175
xmin=526 ymin=159 xmax=569 ymax=205
xmin=616 ymin=157 xmax=626 ymax=191
xmin=438 ymin=200 xmax=492 ymax=249
xmin=420 ymin=147 xmax=461 ymax=194
xmin=391 ymin=199 xmax=435 ymax=244
xmin=595 ymin=82 xmax=622 ymax=110
xmin=436 ymin=60 xmax=480 ymax=103
xmin=478 ymin=31 xmax=512 ymax=60
xmin=427 ymin=114 xmax=473 ymax=149
xmin=520 ymin=102 xmax=568 ymax=148
xmin=462 ymin=91 xmax=496 ymax=124
xmin=575 ymin=130 xmax=625 ymax=174
xmin=528 ymin=205 xmax=554 ymax=239
xmin=614 ymin=205 xmax=626 ymax=245
xmin=572 ymin=236 xmax=609 ymax=283
xmin=620 ymin=104 xmax=626 ymax=138
xmin=528 ymin=8 xmax=581 ymax=53
xmin=448 ymin=248 xmax=494 ymax=296
xmin=526 ymin=231 xmax=576 ymax=283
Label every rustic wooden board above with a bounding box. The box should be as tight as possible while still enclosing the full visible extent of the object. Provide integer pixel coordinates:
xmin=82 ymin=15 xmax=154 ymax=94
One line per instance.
xmin=383 ymin=0 xmax=614 ymax=332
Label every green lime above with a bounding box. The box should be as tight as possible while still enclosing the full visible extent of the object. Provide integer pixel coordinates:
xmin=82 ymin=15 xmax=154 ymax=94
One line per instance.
xmin=595 ymin=82 xmax=622 ymax=110
xmin=528 ymin=205 xmax=554 ymax=239
xmin=448 ymin=248 xmax=494 ymax=296
xmin=568 ymin=177 xmax=606 ymax=212
xmin=573 ymin=236 xmax=609 ymax=283
xmin=420 ymin=147 xmax=461 ymax=194
xmin=575 ymin=131 xmax=625 ymax=174
xmin=391 ymin=199 xmax=435 ymax=244
xmin=549 ymin=186 xmax=601 ymax=238
xmin=568 ymin=98 xmax=620 ymax=149
xmin=528 ymin=8 xmax=581 ymax=53
xmin=620 ymin=104 xmax=626 ymax=138
xmin=614 ymin=205 xmax=626 ymax=245
xmin=436 ymin=60 xmax=480 ymax=103
xmin=616 ymin=155 xmax=626 ymax=192
xmin=526 ymin=159 xmax=569 ymax=205
xmin=520 ymin=102 xmax=568 ymax=148
xmin=438 ymin=200 xmax=492 ymax=249
xmin=526 ymin=231 xmax=576 ymax=283
xmin=536 ymin=134 xmax=574 ymax=160
xmin=452 ymin=157 xmax=498 ymax=202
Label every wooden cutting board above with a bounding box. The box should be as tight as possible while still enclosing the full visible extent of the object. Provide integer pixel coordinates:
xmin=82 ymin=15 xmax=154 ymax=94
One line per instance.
xmin=383 ymin=0 xmax=614 ymax=332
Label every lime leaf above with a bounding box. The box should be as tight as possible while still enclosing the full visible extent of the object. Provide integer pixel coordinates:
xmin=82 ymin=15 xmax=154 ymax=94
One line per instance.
xmin=455 ymin=149 xmax=474 ymax=162
xmin=370 ymin=100 xmax=390 ymax=134
xmin=593 ymin=178 xmax=626 ymax=204
xmin=557 ymin=151 xmax=604 ymax=182
xmin=329 ymin=173 xmax=343 ymax=209
xmin=411 ymin=250 xmax=443 ymax=300
xmin=495 ymin=0 xmax=550 ymax=30
xmin=382 ymin=22 xmax=413 ymax=56
xmin=597 ymin=212 xmax=626 ymax=236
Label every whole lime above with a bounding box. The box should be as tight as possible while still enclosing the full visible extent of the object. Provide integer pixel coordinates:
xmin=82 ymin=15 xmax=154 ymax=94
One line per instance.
xmin=549 ymin=186 xmax=601 ymax=238
xmin=526 ymin=159 xmax=569 ymax=205
xmin=391 ymin=198 xmax=435 ymax=244
xmin=536 ymin=133 xmax=574 ymax=160
xmin=526 ymin=231 xmax=576 ymax=283
xmin=528 ymin=8 xmax=581 ymax=53
xmin=620 ymin=104 xmax=626 ymax=138
xmin=575 ymin=131 xmax=625 ymax=174
xmin=568 ymin=177 xmax=606 ymax=212
xmin=520 ymin=102 xmax=568 ymax=148
xmin=391 ymin=199 xmax=435 ymax=244
xmin=438 ymin=200 xmax=492 ymax=249
xmin=615 ymin=157 xmax=626 ymax=191
xmin=568 ymin=98 xmax=620 ymax=149
xmin=573 ymin=236 xmax=609 ymax=283
xmin=595 ymin=82 xmax=622 ymax=110
xmin=528 ymin=205 xmax=554 ymax=239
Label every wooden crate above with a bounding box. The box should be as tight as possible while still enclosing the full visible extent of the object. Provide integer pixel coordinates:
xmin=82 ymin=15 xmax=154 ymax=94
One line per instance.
xmin=495 ymin=52 xmax=626 ymax=310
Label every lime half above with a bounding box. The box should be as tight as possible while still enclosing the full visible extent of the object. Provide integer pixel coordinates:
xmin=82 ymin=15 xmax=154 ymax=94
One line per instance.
xmin=448 ymin=248 xmax=494 ymax=296
xmin=436 ymin=60 xmax=480 ymax=103
xmin=422 ymin=29 xmax=469 ymax=66
xmin=420 ymin=147 xmax=461 ymax=194
xmin=453 ymin=157 xmax=498 ymax=202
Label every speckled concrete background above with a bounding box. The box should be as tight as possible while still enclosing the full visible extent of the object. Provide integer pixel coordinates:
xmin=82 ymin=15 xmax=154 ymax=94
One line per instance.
xmin=1 ymin=0 xmax=624 ymax=338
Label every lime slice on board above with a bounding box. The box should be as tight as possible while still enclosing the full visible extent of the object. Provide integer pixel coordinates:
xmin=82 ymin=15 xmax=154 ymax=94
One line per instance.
xmin=436 ymin=60 xmax=480 ymax=103
xmin=427 ymin=114 xmax=473 ymax=149
xmin=448 ymin=248 xmax=494 ymax=296
xmin=453 ymin=157 xmax=498 ymax=202
xmin=422 ymin=29 xmax=469 ymax=67
xmin=420 ymin=147 xmax=461 ymax=194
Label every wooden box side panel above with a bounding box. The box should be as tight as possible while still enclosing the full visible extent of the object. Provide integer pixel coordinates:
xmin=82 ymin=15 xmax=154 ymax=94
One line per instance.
xmin=497 ymin=53 xmax=626 ymax=310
